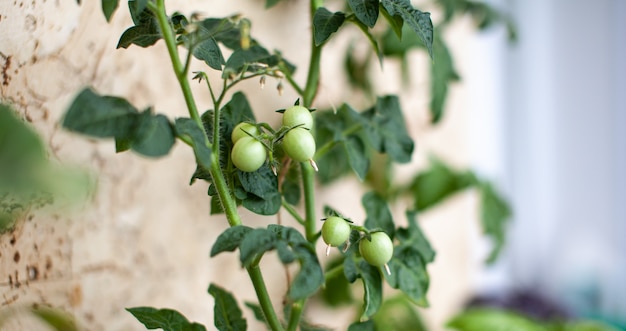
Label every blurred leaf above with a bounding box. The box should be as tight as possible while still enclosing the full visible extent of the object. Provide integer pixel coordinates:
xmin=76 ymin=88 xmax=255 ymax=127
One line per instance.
xmin=373 ymin=296 xmax=427 ymax=331
xmin=430 ymin=31 xmax=460 ymax=124
xmin=1 ymin=104 xmax=92 ymax=231
xmin=320 ymin=257 xmax=354 ymax=306
xmin=344 ymin=135 xmax=370 ymax=182
xmin=361 ymin=96 xmax=414 ymax=163
xmin=131 ymin=112 xmax=175 ymax=157
xmin=362 ymin=192 xmax=395 ymax=238
xmin=411 ymin=158 xmax=477 ymax=211
xmin=380 ymin=0 xmax=433 ymax=58
xmin=63 ymin=88 xmax=139 ymax=138
xmin=208 ymin=284 xmax=247 ymax=331
xmin=358 ymin=260 xmax=383 ymax=321
xmin=31 ymin=306 xmax=79 ymax=331
xmin=479 ymin=182 xmax=511 ymax=263
xmin=101 ymin=0 xmax=119 ymax=22
xmin=174 ymin=118 xmax=212 ymax=172
xmin=447 ymin=309 xmax=544 ymax=331
xmin=348 ymin=0 xmax=380 ymax=28
xmin=126 ymin=307 xmax=207 ymax=331
xmin=313 ymin=8 xmax=346 ymax=46
xmin=349 ymin=320 xmax=376 ymax=331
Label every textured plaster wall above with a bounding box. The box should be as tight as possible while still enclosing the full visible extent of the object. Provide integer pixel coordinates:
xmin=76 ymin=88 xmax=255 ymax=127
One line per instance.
xmin=0 ymin=1 xmax=482 ymax=330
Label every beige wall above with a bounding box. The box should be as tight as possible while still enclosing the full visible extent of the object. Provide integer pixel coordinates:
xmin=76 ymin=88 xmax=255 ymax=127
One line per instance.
xmin=1 ymin=1 xmax=483 ymax=330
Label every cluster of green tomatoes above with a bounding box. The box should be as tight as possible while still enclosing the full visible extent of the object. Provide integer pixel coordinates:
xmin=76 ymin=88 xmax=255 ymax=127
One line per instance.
xmin=230 ymin=104 xmax=393 ymax=273
xmin=230 ymin=104 xmax=316 ymax=173
xmin=322 ymin=216 xmax=394 ymax=274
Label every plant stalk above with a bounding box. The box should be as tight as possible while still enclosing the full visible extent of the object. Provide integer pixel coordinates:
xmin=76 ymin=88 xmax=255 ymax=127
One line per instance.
xmin=301 ymin=162 xmax=317 ymax=242
xmin=247 ymin=265 xmax=286 ymax=331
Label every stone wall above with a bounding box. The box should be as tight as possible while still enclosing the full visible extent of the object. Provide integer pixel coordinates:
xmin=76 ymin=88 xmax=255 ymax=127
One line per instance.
xmin=0 ymin=1 xmax=481 ymax=330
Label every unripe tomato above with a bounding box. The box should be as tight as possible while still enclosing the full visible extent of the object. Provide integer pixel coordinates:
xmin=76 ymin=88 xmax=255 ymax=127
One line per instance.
xmin=359 ymin=232 xmax=393 ymax=267
xmin=231 ymin=122 xmax=259 ymax=144
xmin=282 ymin=128 xmax=315 ymax=162
xmin=282 ymin=105 xmax=313 ymax=130
xmin=231 ymin=137 xmax=266 ymax=172
xmin=321 ymin=216 xmax=351 ymax=247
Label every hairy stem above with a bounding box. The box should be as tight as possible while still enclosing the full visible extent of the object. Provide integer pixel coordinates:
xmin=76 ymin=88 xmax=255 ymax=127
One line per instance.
xmin=301 ymin=162 xmax=316 ymax=242
xmin=151 ymin=3 xmax=284 ymax=330
xmin=247 ymin=265 xmax=286 ymax=331
xmin=150 ymin=0 xmax=201 ymax=126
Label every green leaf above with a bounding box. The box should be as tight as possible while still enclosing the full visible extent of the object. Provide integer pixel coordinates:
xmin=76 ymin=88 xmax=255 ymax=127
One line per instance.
xmin=380 ymin=0 xmax=433 ymax=58
xmin=210 ymin=225 xmax=254 ymax=257
xmin=446 ymin=309 xmax=544 ymax=331
xmin=126 ymin=307 xmax=207 ymax=331
xmin=362 ymin=96 xmax=414 ymax=163
xmin=480 ymin=182 xmax=511 ymax=263
xmin=281 ymin=163 xmax=301 ymax=205
xmin=238 ymin=228 xmax=278 ymax=266
xmin=197 ymin=18 xmax=241 ymax=50
xmin=397 ymin=211 xmax=435 ymax=264
xmin=314 ymin=110 xmax=352 ymax=183
xmin=188 ymin=37 xmax=224 ymax=71
xmin=244 ymin=302 xmax=267 ymax=325
xmin=101 ymin=0 xmax=119 ymax=22
xmin=289 ymin=245 xmax=324 ymax=300
xmin=175 ymin=118 xmax=212 ymax=171
xmin=412 ymin=158 xmax=477 ymax=211
xmin=320 ymin=257 xmax=354 ymax=306
xmin=385 ymin=245 xmax=429 ymax=306
xmin=30 ymin=306 xmax=78 ymax=331
xmin=208 ymin=284 xmax=247 ymax=331
xmin=383 ymin=211 xmax=434 ymax=306
xmin=117 ymin=24 xmax=161 ymax=49
xmin=373 ymin=295 xmax=427 ymax=331
xmin=131 ymin=112 xmax=175 ymax=157
xmin=362 ymin=192 xmax=395 ymax=238
xmin=130 ymin=0 xmax=148 ymax=16
xmin=265 ymin=0 xmax=283 ymax=8
xmin=313 ymin=8 xmax=346 ymax=46
xmin=62 ymin=88 xmax=139 ymax=138
xmin=343 ymin=135 xmax=370 ymax=181
xmin=379 ymin=5 xmax=403 ymax=38
xmin=348 ymin=18 xmax=384 ymax=67
xmin=348 ymin=320 xmax=376 ymax=331
xmin=238 ymin=165 xmax=281 ymax=215
xmin=223 ymin=45 xmax=276 ymax=78
xmin=348 ymin=0 xmax=380 ymax=28
xmin=358 ymin=260 xmax=383 ymax=320
xmin=431 ymin=31 xmax=460 ymax=124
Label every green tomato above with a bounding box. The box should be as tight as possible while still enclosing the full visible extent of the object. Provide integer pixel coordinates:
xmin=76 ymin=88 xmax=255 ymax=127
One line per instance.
xmin=231 ymin=137 xmax=266 ymax=172
xmin=231 ymin=122 xmax=259 ymax=144
xmin=359 ymin=232 xmax=393 ymax=267
xmin=282 ymin=128 xmax=316 ymax=162
xmin=321 ymin=216 xmax=351 ymax=247
xmin=282 ymin=105 xmax=313 ymax=130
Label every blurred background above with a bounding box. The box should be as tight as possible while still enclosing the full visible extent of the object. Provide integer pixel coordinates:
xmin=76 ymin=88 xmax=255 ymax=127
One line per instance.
xmin=467 ymin=0 xmax=626 ymax=328
xmin=0 ymin=0 xmax=624 ymax=330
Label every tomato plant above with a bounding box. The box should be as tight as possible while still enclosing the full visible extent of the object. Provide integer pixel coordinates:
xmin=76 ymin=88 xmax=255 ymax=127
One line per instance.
xmin=281 ymin=127 xmax=316 ymax=163
xmin=231 ymin=122 xmax=259 ymax=144
xmin=359 ymin=231 xmax=394 ymax=268
xmin=231 ymin=137 xmax=267 ymax=172
xmin=282 ymin=105 xmax=314 ymax=130
xmin=60 ymin=0 xmax=516 ymax=330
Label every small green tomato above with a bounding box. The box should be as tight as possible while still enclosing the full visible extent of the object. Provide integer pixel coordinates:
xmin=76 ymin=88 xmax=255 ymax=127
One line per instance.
xmin=282 ymin=128 xmax=315 ymax=162
xmin=321 ymin=216 xmax=351 ymax=249
xmin=282 ymin=105 xmax=313 ymax=130
xmin=231 ymin=137 xmax=266 ymax=172
xmin=359 ymin=232 xmax=393 ymax=268
xmin=231 ymin=122 xmax=259 ymax=144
